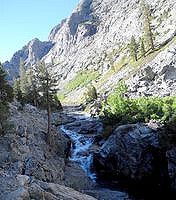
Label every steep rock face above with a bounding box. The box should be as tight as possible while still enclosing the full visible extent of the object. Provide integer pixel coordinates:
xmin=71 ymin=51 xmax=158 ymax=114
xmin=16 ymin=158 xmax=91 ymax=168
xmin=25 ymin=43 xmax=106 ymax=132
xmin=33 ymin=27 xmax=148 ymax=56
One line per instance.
xmin=3 ymin=38 xmax=53 ymax=80
xmin=43 ymin=0 xmax=176 ymax=88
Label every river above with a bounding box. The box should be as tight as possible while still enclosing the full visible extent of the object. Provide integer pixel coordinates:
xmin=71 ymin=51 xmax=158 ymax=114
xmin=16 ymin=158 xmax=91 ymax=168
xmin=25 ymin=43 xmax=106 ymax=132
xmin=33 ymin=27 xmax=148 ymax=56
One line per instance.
xmin=59 ymin=106 xmax=131 ymax=200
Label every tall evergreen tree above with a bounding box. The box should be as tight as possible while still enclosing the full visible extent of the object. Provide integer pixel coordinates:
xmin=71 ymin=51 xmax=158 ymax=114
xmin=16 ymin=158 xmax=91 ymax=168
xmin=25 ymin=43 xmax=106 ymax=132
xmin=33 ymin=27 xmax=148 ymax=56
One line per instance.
xmin=0 ymin=63 xmax=13 ymax=134
xmin=19 ymin=58 xmax=28 ymax=98
xmin=13 ymin=78 xmax=22 ymax=101
xmin=129 ymin=36 xmax=138 ymax=61
xmin=140 ymin=39 xmax=146 ymax=57
xmin=141 ymin=0 xmax=154 ymax=51
xmin=35 ymin=61 xmax=58 ymax=142
xmin=27 ymin=68 xmax=39 ymax=107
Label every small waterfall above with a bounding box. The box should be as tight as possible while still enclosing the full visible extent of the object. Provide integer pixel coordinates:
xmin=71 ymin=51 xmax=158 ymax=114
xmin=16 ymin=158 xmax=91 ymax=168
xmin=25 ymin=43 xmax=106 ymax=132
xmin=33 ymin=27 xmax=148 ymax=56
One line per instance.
xmin=61 ymin=126 xmax=96 ymax=181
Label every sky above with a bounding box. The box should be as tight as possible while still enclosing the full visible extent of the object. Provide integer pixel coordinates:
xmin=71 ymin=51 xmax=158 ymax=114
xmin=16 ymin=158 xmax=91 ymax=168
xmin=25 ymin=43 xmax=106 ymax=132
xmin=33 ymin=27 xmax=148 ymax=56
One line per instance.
xmin=0 ymin=0 xmax=80 ymax=62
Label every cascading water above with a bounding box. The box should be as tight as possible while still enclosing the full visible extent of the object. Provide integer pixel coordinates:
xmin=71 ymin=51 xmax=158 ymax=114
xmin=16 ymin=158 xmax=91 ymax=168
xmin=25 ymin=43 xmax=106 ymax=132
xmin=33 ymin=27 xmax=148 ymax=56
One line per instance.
xmin=59 ymin=108 xmax=175 ymax=200
xmin=61 ymin=125 xmax=97 ymax=181
xmin=59 ymin=109 xmax=131 ymax=200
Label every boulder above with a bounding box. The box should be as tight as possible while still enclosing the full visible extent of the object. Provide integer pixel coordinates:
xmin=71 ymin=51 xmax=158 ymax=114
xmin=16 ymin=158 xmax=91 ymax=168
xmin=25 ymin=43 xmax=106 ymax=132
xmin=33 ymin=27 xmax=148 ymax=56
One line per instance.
xmin=163 ymin=66 xmax=176 ymax=81
xmin=93 ymin=123 xmax=169 ymax=184
xmin=63 ymin=162 xmax=94 ymax=191
xmin=139 ymin=66 xmax=156 ymax=81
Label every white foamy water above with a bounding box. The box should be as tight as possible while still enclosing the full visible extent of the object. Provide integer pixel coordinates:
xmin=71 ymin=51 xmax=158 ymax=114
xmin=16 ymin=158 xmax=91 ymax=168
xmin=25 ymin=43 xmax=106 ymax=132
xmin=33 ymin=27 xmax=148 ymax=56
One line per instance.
xmin=61 ymin=126 xmax=96 ymax=181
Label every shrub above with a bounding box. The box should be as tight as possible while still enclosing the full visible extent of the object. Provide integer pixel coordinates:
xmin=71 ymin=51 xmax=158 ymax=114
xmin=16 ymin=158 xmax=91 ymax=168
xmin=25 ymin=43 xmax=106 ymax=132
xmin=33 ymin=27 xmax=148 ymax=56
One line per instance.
xmin=102 ymin=82 xmax=176 ymax=125
xmin=84 ymin=84 xmax=98 ymax=103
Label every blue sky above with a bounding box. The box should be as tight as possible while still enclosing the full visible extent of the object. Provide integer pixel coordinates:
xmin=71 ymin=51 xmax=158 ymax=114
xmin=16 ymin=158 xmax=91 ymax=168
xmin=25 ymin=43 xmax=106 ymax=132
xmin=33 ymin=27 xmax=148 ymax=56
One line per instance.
xmin=0 ymin=0 xmax=80 ymax=62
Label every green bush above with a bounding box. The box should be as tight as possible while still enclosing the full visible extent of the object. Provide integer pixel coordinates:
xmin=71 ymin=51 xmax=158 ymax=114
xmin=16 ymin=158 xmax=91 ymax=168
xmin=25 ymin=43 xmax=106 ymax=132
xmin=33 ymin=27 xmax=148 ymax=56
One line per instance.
xmin=84 ymin=84 xmax=98 ymax=103
xmin=102 ymin=82 xmax=176 ymax=125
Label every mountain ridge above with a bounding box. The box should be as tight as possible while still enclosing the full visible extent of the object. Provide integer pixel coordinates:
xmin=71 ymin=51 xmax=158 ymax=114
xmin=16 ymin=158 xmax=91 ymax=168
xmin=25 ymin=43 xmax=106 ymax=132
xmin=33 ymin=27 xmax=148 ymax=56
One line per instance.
xmin=3 ymin=0 xmax=176 ymax=100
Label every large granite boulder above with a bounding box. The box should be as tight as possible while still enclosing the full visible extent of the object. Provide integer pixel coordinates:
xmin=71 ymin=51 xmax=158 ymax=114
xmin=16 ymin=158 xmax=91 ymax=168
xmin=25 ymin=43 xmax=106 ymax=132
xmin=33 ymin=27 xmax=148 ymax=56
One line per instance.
xmin=93 ymin=123 xmax=169 ymax=184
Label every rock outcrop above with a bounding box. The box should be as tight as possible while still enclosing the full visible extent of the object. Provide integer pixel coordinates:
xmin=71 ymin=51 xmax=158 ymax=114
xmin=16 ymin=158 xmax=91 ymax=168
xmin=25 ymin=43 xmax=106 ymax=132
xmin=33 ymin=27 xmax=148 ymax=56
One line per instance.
xmin=0 ymin=103 xmax=96 ymax=199
xmin=2 ymin=103 xmax=69 ymax=182
xmin=93 ymin=123 xmax=170 ymax=187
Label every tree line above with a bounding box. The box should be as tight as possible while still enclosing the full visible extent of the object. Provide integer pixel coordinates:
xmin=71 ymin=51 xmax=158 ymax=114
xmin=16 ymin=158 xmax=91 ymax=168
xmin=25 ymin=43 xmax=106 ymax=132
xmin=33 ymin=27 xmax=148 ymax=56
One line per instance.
xmin=0 ymin=63 xmax=13 ymax=134
xmin=0 ymin=60 xmax=61 ymax=143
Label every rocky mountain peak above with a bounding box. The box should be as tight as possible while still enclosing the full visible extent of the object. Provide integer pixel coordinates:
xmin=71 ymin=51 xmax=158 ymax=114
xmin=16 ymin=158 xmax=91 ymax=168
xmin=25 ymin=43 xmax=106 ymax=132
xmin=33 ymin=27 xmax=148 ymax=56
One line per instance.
xmin=3 ymin=38 xmax=53 ymax=80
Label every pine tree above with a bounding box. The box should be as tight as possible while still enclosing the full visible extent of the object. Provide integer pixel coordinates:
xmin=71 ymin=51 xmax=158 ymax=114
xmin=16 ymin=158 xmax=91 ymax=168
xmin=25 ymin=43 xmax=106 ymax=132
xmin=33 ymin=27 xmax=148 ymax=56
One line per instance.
xmin=140 ymin=39 xmax=146 ymax=57
xmin=27 ymin=68 xmax=39 ymax=107
xmin=129 ymin=36 xmax=138 ymax=61
xmin=35 ymin=61 xmax=58 ymax=142
xmin=19 ymin=58 xmax=28 ymax=99
xmin=0 ymin=63 xmax=13 ymax=134
xmin=0 ymin=63 xmax=13 ymax=102
xmin=13 ymin=78 xmax=22 ymax=101
xmin=141 ymin=0 xmax=154 ymax=51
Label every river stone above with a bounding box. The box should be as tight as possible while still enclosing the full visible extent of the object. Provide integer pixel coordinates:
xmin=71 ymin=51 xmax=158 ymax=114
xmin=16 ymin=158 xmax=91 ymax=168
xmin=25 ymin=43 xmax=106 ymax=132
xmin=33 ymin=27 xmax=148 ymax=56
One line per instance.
xmin=52 ymin=112 xmax=76 ymax=126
